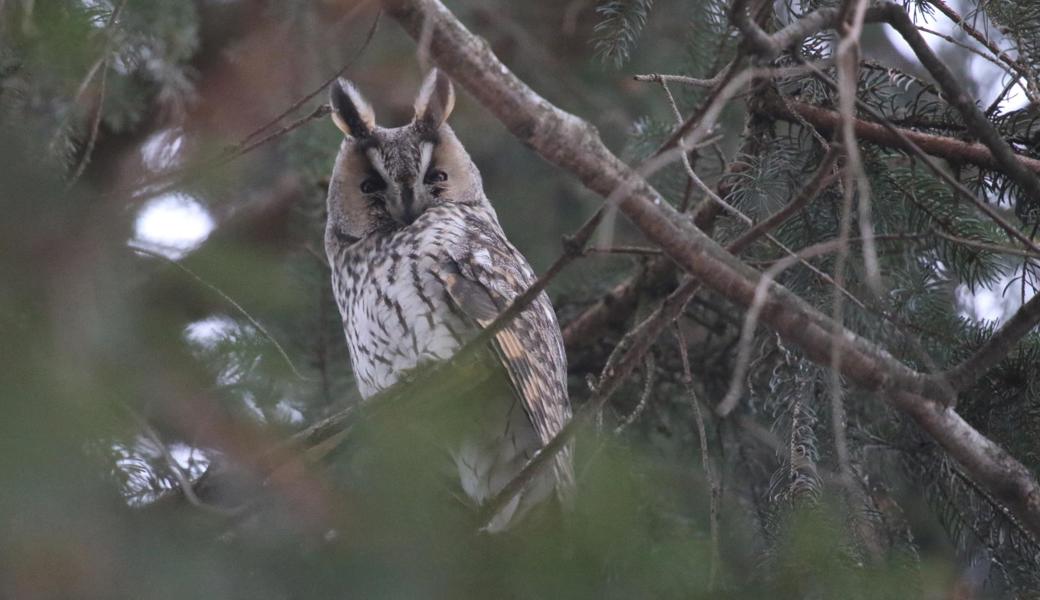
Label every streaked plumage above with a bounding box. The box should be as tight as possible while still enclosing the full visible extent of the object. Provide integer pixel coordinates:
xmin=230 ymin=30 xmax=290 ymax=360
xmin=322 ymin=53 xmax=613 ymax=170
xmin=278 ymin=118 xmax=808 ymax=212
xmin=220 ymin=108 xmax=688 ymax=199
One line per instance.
xmin=324 ymin=70 xmax=572 ymax=530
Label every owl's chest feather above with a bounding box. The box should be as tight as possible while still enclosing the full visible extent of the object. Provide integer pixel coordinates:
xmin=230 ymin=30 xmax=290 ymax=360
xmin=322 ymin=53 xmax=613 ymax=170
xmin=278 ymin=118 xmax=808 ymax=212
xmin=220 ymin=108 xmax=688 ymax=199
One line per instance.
xmin=331 ymin=213 xmax=473 ymax=399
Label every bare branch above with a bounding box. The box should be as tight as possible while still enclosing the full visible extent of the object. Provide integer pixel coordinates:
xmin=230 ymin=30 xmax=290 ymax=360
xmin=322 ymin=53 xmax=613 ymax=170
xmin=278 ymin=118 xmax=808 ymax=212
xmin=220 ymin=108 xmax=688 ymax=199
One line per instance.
xmin=944 ymin=292 xmax=1040 ymax=392
xmin=381 ymin=0 xmax=1040 ymax=537
xmin=923 ymin=0 xmax=1040 ymax=102
xmin=757 ymin=98 xmax=1040 ymax=176
xmin=129 ymin=243 xmax=313 ymax=382
xmin=238 ymin=6 xmax=381 ymax=148
xmin=124 ymin=7 xmax=379 ymax=203
xmin=794 ymin=61 xmax=1040 ymax=256
xmin=675 ymin=324 xmax=721 ymax=590
xmin=613 ymin=354 xmax=655 ymax=434
xmin=65 ymin=57 xmax=109 ymax=189
xmin=757 ymin=97 xmax=1040 ymax=174
xmin=633 ymin=70 xmax=729 ymax=89
xmin=876 ymin=3 xmax=1040 ymax=205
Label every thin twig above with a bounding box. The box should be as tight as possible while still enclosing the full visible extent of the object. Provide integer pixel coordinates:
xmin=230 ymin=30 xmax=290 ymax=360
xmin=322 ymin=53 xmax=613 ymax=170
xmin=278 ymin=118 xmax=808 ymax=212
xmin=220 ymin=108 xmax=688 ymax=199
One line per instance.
xmin=798 ymin=60 xmax=1040 ymax=257
xmin=51 ymin=0 xmax=128 ymax=155
xmin=932 ymin=230 xmax=1040 ymax=259
xmin=916 ymin=24 xmax=1019 ymax=76
xmin=239 ymin=6 xmax=381 ymax=148
xmin=633 ymin=70 xmax=729 ymax=88
xmin=127 ymin=406 xmax=241 ymax=517
xmin=836 ymin=0 xmax=882 ymax=293
xmin=129 ymin=105 xmax=330 ymax=203
xmin=128 ymin=243 xmax=313 ymax=382
xmin=985 ymin=74 xmax=1023 ymax=117
xmin=584 ymin=246 xmax=663 ymax=256
xmin=718 ymin=239 xmax=848 ymax=416
xmin=613 ymin=353 xmax=656 ymax=434
xmin=65 ymin=57 xmax=109 ymax=189
xmin=125 ymin=7 xmax=379 ymax=203
xmin=923 ymin=0 xmax=1039 ymax=102
xmin=675 ymin=324 xmax=720 ymax=591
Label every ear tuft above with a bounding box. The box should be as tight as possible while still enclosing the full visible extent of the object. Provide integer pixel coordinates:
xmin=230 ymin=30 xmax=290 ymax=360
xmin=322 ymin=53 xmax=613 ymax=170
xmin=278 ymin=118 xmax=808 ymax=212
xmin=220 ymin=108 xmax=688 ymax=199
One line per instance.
xmin=413 ymin=69 xmax=455 ymax=130
xmin=330 ymin=78 xmax=375 ymax=138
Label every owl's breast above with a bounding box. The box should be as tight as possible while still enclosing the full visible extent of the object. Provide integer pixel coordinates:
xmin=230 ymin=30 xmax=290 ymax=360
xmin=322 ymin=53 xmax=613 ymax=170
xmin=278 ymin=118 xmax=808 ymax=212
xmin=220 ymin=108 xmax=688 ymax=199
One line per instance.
xmin=332 ymin=221 xmax=472 ymax=399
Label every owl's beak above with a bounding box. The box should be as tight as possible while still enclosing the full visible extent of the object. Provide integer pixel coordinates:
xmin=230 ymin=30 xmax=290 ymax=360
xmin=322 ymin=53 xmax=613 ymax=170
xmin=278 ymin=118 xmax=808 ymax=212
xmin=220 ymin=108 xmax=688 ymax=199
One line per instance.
xmin=400 ymin=184 xmax=418 ymax=224
xmin=390 ymin=183 xmax=421 ymax=225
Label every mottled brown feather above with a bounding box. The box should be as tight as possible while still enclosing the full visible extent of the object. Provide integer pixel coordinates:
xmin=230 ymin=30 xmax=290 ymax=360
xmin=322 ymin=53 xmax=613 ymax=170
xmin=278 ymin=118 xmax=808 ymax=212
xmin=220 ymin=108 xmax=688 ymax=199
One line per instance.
xmin=437 ymin=230 xmax=575 ymax=494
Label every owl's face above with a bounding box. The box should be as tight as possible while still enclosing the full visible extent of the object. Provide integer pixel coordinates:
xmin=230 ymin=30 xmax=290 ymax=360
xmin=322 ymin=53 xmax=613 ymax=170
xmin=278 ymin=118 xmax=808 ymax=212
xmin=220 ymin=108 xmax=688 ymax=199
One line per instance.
xmin=326 ymin=70 xmax=484 ymax=244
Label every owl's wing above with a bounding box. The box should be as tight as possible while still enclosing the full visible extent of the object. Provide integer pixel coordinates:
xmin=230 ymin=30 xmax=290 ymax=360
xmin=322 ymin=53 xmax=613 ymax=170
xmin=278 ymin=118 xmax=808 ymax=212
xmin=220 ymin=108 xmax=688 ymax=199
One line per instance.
xmin=435 ymin=242 xmax=570 ymax=450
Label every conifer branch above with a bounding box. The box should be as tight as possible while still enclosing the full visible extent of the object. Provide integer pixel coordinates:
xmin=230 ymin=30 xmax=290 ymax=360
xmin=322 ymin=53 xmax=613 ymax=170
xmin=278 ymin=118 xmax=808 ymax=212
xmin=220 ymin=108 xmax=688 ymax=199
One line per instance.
xmin=757 ymin=98 xmax=1040 ymax=176
xmin=944 ymin=292 xmax=1040 ymax=392
xmin=380 ymin=0 xmax=1040 ymax=539
xmin=923 ymin=0 xmax=1040 ymax=101
xmin=877 ymin=3 xmax=1040 ymax=206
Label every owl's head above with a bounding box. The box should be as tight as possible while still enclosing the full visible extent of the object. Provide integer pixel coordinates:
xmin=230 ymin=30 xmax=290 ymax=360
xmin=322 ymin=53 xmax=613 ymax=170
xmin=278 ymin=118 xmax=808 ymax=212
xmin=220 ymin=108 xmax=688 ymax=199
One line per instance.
xmin=325 ymin=69 xmax=486 ymax=244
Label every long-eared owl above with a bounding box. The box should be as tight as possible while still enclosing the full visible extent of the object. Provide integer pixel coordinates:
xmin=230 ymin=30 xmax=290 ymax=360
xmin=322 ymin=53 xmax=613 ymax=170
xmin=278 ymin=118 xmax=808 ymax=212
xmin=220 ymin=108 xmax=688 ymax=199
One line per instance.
xmin=324 ymin=69 xmax=573 ymax=530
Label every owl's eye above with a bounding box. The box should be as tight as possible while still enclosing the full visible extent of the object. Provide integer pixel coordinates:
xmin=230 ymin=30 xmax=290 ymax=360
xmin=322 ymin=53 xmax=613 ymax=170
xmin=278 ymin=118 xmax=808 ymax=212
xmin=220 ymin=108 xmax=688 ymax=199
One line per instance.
xmin=424 ymin=169 xmax=447 ymax=184
xmin=360 ymin=175 xmax=385 ymax=194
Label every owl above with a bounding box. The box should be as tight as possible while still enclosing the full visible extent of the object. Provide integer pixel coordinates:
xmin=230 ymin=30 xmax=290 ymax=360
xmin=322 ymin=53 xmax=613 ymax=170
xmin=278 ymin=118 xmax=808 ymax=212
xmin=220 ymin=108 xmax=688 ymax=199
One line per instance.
xmin=324 ymin=69 xmax=573 ymax=531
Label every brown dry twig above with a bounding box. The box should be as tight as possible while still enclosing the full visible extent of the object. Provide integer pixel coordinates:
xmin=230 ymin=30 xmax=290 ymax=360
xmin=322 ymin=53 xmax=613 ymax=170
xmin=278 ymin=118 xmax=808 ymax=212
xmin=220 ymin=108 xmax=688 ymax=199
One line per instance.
xmin=675 ymin=324 xmax=721 ymax=590
xmin=795 ymin=60 xmax=1040 ymax=257
xmin=62 ymin=0 xmax=129 ymax=188
xmin=129 ymin=243 xmax=312 ymax=382
xmin=875 ymin=3 xmax=1040 ymax=205
xmin=129 ymin=104 xmax=331 ymax=204
xmin=613 ymin=353 xmax=656 ymax=434
xmin=923 ymin=0 xmax=1039 ymax=102
xmin=757 ymin=98 xmax=1040 ymax=176
xmin=65 ymin=59 xmax=109 ymax=190
xmin=125 ymin=8 xmax=380 ymax=204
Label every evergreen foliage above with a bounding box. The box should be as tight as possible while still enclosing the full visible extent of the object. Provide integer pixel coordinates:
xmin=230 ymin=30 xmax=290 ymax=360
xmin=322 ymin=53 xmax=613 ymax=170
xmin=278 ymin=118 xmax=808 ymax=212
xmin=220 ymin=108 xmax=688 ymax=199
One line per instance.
xmin=592 ymin=0 xmax=655 ymax=67
xmin=3 ymin=0 xmax=1040 ymax=597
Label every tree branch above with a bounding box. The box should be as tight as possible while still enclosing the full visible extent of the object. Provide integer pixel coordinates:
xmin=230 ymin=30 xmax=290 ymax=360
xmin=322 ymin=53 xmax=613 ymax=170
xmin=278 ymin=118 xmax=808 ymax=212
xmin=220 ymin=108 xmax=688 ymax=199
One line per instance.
xmin=757 ymin=97 xmax=1040 ymax=176
xmin=923 ymin=0 xmax=1039 ymax=101
xmin=876 ymin=3 xmax=1040 ymax=205
xmin=732 ymin=1 xmax=1040 ymax=200
xmin=380 ymin=0 xmax=1040 ymax=538
xmin=561 ymin=257 xmax=674 ymax=349
xmin=944 ymin=292 xmax=1040 ymax=392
